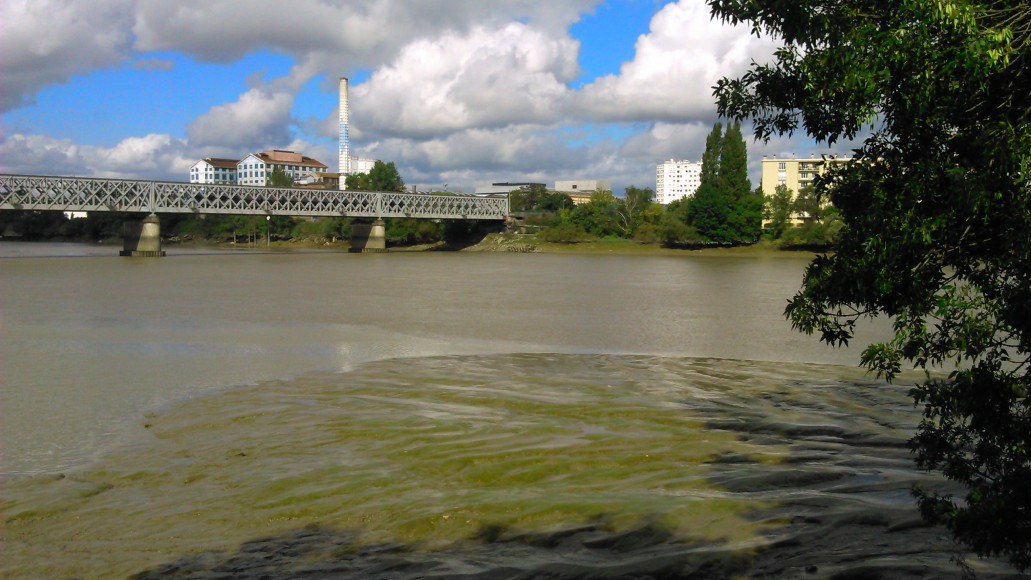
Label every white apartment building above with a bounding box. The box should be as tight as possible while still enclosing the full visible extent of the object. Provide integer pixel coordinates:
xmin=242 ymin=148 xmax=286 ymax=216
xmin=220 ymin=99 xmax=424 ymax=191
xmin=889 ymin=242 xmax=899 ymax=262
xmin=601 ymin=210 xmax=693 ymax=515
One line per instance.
xmin=190 ymin=158 xmax=238 ymax=184
xmin=349 ymin=156 xmax=377 ymax=175
xmin=655 ymin=159 xmax=702 ymax=204
xmin=236 ymin=150 xmax=328 ymax=186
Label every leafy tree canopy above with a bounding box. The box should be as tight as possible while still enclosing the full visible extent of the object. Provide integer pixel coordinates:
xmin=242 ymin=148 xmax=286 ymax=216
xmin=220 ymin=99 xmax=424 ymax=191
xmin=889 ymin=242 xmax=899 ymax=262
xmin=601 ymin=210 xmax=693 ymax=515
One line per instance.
xmin=345 ymin=161 xmax=405 ymax=192
xmin=690 ymin=121 xmax=760 ymax=244
xmin=266 ymin=166 xmax=294 ymax=188
xmin=509 ymin=185 xmax=573 ymax=212
xmin=711 ymin=0 xmax=1030 ymax=569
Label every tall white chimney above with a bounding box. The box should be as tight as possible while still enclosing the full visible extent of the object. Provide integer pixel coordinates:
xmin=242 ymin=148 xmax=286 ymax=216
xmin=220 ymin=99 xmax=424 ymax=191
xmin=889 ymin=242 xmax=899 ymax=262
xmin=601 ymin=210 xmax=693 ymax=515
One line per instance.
xmin=338 ymin=77 xmax=350 ymax=189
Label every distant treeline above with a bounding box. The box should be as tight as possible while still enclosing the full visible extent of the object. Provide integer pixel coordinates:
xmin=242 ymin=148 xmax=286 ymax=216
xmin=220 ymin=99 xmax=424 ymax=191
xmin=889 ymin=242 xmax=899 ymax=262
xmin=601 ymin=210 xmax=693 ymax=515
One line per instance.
xmin=0 ymin=210 xmax=495 ymax=248
xmin=514 ymin=122 xmax=841 ymax=249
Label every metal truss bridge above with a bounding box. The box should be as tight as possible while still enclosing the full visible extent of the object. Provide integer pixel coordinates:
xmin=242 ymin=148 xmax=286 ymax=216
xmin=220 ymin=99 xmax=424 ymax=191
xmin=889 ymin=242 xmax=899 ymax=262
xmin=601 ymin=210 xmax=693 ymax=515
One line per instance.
xmin=0 ymin=174 xmax=509 ymax=220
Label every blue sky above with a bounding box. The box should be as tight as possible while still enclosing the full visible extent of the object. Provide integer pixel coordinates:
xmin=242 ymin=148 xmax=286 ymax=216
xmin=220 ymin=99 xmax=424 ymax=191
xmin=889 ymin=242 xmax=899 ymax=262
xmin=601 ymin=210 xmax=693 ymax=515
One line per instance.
xmin=0 ymin=0 xmax=831 ymax=192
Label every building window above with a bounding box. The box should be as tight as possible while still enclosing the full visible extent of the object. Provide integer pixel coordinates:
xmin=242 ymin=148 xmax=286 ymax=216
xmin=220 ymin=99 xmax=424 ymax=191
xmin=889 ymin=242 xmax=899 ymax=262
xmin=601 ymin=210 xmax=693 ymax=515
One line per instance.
xmin=778 ymin=162 xmax=786 ymax=170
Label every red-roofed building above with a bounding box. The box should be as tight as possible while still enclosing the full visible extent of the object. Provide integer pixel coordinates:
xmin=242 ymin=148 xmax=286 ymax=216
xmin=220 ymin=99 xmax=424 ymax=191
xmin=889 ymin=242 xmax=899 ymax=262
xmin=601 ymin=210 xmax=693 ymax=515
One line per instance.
xmin=237 ymin=150 xmax=329 ymax=186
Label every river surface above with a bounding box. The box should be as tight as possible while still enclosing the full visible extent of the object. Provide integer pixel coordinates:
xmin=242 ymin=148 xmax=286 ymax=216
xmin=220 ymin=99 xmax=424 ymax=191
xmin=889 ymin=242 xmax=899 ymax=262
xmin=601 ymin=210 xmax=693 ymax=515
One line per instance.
xmin=0 ymin=242 xmax=1018 ymax=577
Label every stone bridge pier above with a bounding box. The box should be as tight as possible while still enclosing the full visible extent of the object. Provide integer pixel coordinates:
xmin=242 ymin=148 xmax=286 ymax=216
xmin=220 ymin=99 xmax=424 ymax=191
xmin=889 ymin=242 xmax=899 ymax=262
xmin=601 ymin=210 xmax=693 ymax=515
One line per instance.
xmin=349 ymin=219 xmax=387 ymax=253
xmin=120 ymin=214 xmax=165 ymax=257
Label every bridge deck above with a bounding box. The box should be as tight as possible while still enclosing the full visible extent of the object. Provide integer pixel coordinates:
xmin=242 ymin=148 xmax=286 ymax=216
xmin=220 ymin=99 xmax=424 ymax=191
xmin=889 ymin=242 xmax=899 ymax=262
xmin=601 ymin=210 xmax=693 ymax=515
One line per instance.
xmin=0 ymin=174 xmax=508 ymax=220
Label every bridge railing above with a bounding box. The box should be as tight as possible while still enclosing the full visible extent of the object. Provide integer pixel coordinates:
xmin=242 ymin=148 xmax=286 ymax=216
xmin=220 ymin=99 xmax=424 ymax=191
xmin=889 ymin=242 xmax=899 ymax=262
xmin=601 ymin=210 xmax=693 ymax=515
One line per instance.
xmin=0 ymin=174 xmax=509 ymax=220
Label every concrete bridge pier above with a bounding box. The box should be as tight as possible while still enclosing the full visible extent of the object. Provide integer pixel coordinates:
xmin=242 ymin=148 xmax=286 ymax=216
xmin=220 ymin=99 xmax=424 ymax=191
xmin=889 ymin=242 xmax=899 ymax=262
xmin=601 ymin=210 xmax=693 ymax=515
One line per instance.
xmin=349 ymin=219 xmax=387 ymax=253
xmin=120 ymin=213 xmax=166 ymax=257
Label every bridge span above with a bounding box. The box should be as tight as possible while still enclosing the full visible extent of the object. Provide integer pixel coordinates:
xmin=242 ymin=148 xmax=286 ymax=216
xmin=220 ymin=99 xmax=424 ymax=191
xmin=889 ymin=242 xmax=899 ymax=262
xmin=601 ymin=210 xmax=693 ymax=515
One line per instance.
xmin=0 ymin=173 xmax=509 ymax=255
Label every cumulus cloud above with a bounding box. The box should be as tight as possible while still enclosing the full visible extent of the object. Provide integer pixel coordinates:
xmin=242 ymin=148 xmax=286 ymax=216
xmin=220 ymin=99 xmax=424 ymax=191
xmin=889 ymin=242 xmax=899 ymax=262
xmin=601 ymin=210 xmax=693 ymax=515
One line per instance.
xmin=0 ymin=133 xmax=87 ymax=176
xmin=0 ymin=132 xmax=192 ymax=180
xmin=620 ymin=122 xmax=716 ymax=164
xmin=353 ymin=23 xmax=579 ymax=140
xmin=92 ymin=134 xmax=194 ymax=179
xmin=576 ymin=0 xmax=779 ymax=123
xmin=0 ymin=0 xmax=135 ymax=111
xmin=2 ymin=0 xmax=598 ymax=113
xmin=187 ymin=88 xmax=295 ymax=150
xmin=131 ymin=0 xmax=598 ymax=71
xmin=369 ymin=126 xmax=591 ymax=177
xmin=1 ymin=0 xmax=805 ymax=193
xmin=358 ymin=123 xmax=677 ymax=194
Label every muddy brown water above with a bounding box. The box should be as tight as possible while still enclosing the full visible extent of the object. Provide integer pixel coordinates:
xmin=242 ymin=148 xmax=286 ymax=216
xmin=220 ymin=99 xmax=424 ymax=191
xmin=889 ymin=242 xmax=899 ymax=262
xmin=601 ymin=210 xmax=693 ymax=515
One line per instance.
xmin=0 ymin=244 xmax=1019 ymax=577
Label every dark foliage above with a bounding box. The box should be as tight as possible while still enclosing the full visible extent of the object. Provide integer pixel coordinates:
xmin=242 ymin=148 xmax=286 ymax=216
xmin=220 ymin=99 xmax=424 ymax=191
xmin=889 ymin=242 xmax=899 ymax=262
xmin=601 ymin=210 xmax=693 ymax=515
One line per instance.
xmin=711 ymin=0 xmax=1030 ymax=569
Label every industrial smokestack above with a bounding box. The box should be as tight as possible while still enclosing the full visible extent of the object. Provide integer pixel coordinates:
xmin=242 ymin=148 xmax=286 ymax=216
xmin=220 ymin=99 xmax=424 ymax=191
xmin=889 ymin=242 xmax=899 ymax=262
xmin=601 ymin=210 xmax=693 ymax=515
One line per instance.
xmin=338 ymin=77 xmax=350 ymax=190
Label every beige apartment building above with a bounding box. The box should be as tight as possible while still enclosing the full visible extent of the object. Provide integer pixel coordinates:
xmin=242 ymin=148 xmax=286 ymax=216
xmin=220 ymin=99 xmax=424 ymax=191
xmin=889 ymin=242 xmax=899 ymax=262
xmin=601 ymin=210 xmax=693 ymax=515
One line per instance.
xmin=760 ymin=156 xmax=852 ymax=225
xmin=760 ymin=156 xmax=852 ymax=198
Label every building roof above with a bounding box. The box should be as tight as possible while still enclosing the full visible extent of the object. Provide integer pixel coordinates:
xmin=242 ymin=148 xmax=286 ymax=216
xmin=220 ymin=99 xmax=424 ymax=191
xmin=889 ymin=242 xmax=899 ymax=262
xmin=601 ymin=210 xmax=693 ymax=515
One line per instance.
xmin=202 ymin=157 xmax=239 ymax=169
xmin=255 ymin=150 xmax=327 ymax=169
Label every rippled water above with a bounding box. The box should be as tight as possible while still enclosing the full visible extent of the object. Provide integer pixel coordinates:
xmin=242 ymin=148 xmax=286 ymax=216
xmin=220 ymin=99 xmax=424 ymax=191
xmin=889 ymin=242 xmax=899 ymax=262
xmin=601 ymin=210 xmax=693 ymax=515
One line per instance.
xmin=0 ymin=245 xmax=1017 ymax=577
xmin=5 ymin=354 xmax=1014 ymax=578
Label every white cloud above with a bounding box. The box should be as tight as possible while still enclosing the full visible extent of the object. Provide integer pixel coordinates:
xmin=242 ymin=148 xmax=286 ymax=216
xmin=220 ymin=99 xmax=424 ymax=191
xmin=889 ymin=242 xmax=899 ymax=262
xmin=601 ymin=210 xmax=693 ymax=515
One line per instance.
xmin=576 ymin=0 xmax=778 ymax=123
xmin=2 ymin=0 xmax=598 ymax=114
xmin=0 ymin=0 xmax=135 ymax=111
xmin=187 ymin=88 xmax=295 ymax=150
xmin=131 ymin=0 xmax=598 ymax=71
xmin=352 ymin=23 xmax=579 ymax=140
xmin=0 ymin=133 xmax=87 ymax=176
xmin=0 ymin=132 xmax=192 ymax=181
xmin=620 ymin=122 xmax=715 ymax=163
xmin=92 ymin=134 xmax=193 ymax=179
xmin=1 ymin=0 xmax=811 ymax=193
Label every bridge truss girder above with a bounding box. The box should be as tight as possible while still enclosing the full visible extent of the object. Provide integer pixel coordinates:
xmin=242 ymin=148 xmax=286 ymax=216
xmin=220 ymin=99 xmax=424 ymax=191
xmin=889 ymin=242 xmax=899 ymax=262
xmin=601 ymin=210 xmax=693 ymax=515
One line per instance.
xmin=0 ymin=174 xmax=508 ymax=220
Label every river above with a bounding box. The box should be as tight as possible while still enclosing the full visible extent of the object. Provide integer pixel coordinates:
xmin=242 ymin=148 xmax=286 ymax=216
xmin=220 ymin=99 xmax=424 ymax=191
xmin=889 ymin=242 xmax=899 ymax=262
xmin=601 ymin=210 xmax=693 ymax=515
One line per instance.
xmin=0 ymin=242 xmax=1017 ymax=577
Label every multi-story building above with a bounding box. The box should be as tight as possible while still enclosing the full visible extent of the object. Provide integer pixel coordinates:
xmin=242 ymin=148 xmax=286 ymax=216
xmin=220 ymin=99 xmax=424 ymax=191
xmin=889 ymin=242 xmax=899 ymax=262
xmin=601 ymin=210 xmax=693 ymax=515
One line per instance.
xmin=236 ymin=150 xmax=328 ymax=186
xmin=760 ymin=156 xmax=852 ymax=199
xmin=190 ymin=158 xmax=238 ymax=184
xmin=760 ymin=156 xmax=853 ymax=225
xmin=655 ymin=159 xmax=702 ymax=204
xmin=189 ymin=150 xmax=330 ymax=186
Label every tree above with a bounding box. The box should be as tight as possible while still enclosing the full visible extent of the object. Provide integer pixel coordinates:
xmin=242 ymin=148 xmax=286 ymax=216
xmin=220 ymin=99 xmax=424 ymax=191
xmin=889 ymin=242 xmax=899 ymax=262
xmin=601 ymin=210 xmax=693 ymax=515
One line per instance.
xmin=569 ymin=190 xmax=621 ymax=238
xmin=539 ymin=191 xmax=575 ymax=212
xmin=266 ymin=166 xmax=294 ymax=188
xmin=699 ymin=122 xmax=723 ymax=186
xmin=711 ymin=0 xmax=1030 ymax=569
xmin=764 ymin=184 xmax=795 ymax=239
xmin=717 ymin=122 xmax=750 ymax=197
xmin=689 ymin=121 xmax=760 ymax=244
xmin=509 ymin=184 xmax=546 ymax=212
xmin=659 ymin=199 xmax=701 ymax=246
xmin=345 ymin=161 xmax=404 ymax=192
xmin=617 ymin=186 xmax=654 ymax=236
xmin=791 ymin=186 xmax=822 ymax=223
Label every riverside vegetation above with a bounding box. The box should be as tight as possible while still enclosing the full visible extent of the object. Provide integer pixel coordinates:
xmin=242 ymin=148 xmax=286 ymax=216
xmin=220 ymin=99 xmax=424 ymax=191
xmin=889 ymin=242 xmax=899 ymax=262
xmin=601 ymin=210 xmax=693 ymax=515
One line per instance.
xmin=0 ymin=133 xmax=839 ymax=252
